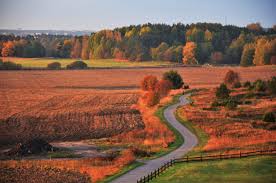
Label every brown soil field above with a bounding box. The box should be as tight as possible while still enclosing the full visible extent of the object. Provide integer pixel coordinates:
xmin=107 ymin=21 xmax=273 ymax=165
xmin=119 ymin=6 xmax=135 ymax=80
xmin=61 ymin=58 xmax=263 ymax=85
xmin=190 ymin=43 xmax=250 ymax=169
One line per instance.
xmin=0 ymin=66 xmax=275 ymax=145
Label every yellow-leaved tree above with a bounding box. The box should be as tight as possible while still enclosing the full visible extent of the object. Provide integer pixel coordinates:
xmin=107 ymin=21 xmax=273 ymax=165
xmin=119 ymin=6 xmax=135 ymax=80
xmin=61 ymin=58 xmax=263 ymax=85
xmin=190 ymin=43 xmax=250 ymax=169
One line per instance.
xmin=182 ymin=42 xmax=198 ymax=64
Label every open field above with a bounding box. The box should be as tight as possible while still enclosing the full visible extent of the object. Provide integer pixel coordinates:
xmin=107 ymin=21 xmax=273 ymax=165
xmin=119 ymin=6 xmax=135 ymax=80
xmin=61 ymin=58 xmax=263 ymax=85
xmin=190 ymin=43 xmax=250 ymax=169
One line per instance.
xmin=0 ymin=66 xmax=275 ymax=182
xmin=151 ymin=156 xmax=275 ymax=183
xmin=1 ymin=57 xmax=175 ymax=68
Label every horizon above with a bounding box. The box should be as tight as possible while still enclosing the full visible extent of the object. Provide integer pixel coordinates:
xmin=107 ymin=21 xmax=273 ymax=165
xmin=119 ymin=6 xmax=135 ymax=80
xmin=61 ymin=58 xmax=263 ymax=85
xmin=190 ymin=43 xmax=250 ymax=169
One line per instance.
xmin=0 ymin=0 xmax=275 ymax=31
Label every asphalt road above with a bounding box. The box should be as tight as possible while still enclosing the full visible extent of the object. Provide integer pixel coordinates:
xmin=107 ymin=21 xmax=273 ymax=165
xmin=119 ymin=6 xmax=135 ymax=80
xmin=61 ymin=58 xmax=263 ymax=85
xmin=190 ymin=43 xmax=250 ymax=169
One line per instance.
xmin=112 ymin=94 xmax=198 ymax=183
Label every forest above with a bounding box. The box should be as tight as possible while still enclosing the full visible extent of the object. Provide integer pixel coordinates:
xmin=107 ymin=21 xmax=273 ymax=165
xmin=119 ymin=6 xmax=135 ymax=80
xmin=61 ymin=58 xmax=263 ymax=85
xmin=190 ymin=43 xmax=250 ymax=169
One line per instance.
xmin=1 ymin=22 xmax=276 ymax=66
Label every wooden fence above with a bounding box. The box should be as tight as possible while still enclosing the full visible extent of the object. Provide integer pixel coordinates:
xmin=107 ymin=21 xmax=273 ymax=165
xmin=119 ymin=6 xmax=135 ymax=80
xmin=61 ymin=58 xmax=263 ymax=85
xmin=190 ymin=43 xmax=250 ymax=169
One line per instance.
xmin=137 ymin=149 xmax=276 ymax=183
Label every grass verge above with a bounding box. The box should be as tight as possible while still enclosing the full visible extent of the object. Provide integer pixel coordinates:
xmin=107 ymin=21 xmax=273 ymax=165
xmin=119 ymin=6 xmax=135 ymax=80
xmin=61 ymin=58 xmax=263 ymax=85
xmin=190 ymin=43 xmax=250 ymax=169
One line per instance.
xmin=151 ymin=156 xmax=275 ymax=183
xmin=175 ymin=107 xmax=209 ymax=156
xmin=150 ymin=94 xmax=185 ymax=159
xmin=99 ymin=161 xmax=144 ymax=183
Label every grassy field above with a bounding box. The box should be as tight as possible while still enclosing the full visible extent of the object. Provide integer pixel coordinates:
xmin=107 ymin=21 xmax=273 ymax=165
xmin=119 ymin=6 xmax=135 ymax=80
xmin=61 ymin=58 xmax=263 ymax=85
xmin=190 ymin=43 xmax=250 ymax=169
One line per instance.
xmin=1 ymin=57 xmax=174 ymax=68
xmin=151 ymin=156 xmax=275 ymax=183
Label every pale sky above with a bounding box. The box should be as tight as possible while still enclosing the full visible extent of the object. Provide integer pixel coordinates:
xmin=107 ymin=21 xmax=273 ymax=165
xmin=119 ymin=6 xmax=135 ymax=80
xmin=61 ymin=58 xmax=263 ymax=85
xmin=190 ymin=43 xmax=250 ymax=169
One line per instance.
xmin=0 ymin=0 xmax=275 ymax=30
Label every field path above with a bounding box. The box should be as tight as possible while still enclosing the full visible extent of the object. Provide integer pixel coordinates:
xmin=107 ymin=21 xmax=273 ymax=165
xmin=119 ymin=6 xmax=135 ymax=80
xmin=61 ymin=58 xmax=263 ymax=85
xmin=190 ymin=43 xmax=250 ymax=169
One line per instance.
xmin=112 ymin=94 xmax=198 ymax=183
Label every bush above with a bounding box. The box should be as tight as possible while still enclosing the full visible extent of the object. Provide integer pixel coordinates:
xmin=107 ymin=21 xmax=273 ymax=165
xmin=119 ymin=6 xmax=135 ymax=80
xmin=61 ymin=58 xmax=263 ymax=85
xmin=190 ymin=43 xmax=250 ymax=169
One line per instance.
xmin=141 ymin=75 xmax=158 ymax=91
xmin=183 ymin=84 xmax=190 ymax=89
xmin=145 ymin=91 xmax=160 ymax=107
xmin=154 ymin=79 xmax=172 ymax=97
xmin=263 ymin=112 xmax=275 ymax=123
xmin=216 ymin=83 xmax=230 ymax=99
xmin=163 ymin=70 xmax=184 ymax=89
xmin=47 ymin=62 xmax=61 ymax=70
xmin=224 ymin=70 xmax=241 ymax=88
xmin=243 ymin=81 xmax=251 ymax=88
xmin=66 ymin=61 xmax=88 ymax=70
xmin=233 ymin=81 xmax=242 ymax=88
xmin=0 ymin=60 xmax=22 ymax=70
xmin=267 ymin=76 xmax=276 ymax=95
xmin=253 ymin=79 xmax=266 ymax=92
xmin=225 ymin=99 xmax=238 ymax=110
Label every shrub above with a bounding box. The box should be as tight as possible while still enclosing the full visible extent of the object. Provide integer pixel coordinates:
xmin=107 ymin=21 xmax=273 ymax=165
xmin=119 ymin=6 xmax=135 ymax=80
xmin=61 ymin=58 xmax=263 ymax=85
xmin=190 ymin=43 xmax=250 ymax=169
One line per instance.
xmin=253 ymin=79 xmax=266 ymax=92
xmin=66 ymin=61 xmax=88 ymax=70
xmin=243 ymin=100 xmax=252 ymax=105
xmin=263 ymin=112 xmax=275 ymax=123
xmin=216 ymin=83 xmax=230 ymax=99
xmin=233 ymin=81 xmax=242 ymax=88
xmin=47 ymin=62 xmax=61 ymax=70
xmin=155 ymin=80 xmax=172 ymax=97
xmin=145 ymin=91 xmax=160 ymax=107
xmin=163 ymin=70 xmax=184 ymax=89
xmin=223 ymin=70 xmax=241 ymax=88
xmin=141 ymin=75 xmax=158 ymax=91
xmin=183 ymin=84 xmax=190 ymax=89
xmin=225 ymin=99 xmax=238 ymax=110
xmin=0 ymin=60 xmax=22 ymax=70
xmin=267 ymin=76 xmax=276 ymax=95
xmin=243 ymin=81 xmax=251 ymax=88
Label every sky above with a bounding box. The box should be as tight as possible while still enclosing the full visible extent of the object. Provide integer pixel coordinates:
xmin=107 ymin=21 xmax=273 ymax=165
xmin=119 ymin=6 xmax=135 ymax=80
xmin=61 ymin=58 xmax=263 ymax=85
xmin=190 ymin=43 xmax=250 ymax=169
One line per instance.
xmin=0 ymin=0 xmax=275 ymax=30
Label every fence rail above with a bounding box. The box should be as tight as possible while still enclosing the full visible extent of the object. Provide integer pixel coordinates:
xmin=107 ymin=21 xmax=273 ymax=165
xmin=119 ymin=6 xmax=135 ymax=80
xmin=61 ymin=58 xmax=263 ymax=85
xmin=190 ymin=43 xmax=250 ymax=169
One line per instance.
xmin=137 ymin=149 xmax=276 ymax=183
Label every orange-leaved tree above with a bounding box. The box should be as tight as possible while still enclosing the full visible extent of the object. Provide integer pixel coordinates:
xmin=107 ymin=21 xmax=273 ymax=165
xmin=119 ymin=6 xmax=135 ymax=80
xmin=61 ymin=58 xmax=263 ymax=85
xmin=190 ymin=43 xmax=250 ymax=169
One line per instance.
xmin=1 ymin=41 xmax=15 ymax=57
xmin=144 ymin=91 xmax=161 ymax=107
xmin=224 ymin=70 xmax=241 ymax=88
xmin=182 ymin=42 xmax=198 ymax=65
xmin=155 ymin=80 xmax=173 ymax=98
xmin=141 ymin=75 xmax=158 ymax=91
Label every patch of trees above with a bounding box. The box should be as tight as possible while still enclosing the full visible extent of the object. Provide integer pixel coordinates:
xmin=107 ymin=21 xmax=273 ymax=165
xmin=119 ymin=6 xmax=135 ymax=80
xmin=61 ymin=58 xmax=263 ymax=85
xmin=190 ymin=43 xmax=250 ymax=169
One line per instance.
xmin=1 ymin=22 xmax=276 ymax=66
xmin=141 ymin=70 xmax=184 ymax=107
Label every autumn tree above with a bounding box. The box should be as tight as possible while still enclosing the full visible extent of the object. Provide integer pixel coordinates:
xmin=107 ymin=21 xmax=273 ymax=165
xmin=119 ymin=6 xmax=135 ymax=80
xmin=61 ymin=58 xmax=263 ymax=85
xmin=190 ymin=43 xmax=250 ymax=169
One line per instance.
xmin=224 ymin=70 xmax=241 ymax=88
xmin=81 ymin=36 xmax=90 ymax=60
xmin=183 ymin=42 xmax=198 ymax=64
xmin=155 ymin=80 xmax=173 ymax=98
xmin=141 ymin=75 xmax=158 ymax=91
xmin=246 ymin=22 xmax=263 ymax=32
xmin=253 ymin=38 xmax=272 ymax=65
xmin=241 ymin=43 xmax=255 ymax=66
xmin=1 ymin=41 xmax=15 ymax=57
xmin=151 ymin=42 xmax=169 ymax=61
xmin=145 ymin=91 xmax=160 ymax=107
xmin=71 ymin=38 xmax=82 ymax=58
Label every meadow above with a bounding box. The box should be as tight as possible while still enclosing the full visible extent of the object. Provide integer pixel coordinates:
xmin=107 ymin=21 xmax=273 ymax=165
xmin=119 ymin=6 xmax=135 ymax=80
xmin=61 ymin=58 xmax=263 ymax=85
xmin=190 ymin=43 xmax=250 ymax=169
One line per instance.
xmin=151 ymin=156 xmax=275 ymax=183
xmin=1 ymin=57 xmax=174 ymax=68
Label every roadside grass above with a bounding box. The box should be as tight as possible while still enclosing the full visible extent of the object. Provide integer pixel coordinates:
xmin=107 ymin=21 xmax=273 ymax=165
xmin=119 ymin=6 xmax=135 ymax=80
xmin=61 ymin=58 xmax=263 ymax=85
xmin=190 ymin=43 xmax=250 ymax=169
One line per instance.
xmin=150 ymin=94 xmax=185 ymax=159
xmin=99 ymin=161 xmax=144 ymax=183
xmin=151 ymin=156 xmax=275 ymax=183
xmin=47 ymin=149 xmax=81 ymax=159
xmin=149 ymin=89 xmax=203 ymax=159
xmin=175 ymin=107 xmax=209 ymax=156
xmin=1 ymin=57 xmax=175 ymax=68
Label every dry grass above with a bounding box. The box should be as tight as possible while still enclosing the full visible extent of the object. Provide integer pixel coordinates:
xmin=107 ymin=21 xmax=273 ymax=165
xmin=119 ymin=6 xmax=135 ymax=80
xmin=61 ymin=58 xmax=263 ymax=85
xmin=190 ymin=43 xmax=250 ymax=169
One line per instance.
xmin=0 ymin=149 xmax=135 ymax=183
xmin=179 ymin=88 xmax=276 ymax=153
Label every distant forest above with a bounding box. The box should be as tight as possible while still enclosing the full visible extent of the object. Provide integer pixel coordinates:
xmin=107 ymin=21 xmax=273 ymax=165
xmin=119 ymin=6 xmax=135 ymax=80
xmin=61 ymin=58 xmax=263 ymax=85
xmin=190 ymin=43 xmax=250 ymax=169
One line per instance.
xmin=1 ymin=22 xmax=276 ymax=66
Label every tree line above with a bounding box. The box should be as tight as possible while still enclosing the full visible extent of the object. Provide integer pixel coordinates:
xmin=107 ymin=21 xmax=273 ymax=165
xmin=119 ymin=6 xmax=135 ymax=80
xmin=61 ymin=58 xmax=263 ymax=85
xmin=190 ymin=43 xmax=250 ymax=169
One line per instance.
xmin=1 ymin=22 xmax=276 ymax=66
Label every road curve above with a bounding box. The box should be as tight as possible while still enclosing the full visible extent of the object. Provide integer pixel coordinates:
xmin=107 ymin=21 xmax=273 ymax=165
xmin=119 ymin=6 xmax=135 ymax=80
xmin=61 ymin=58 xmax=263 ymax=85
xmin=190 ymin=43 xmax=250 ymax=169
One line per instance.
xmin=112 ymin=94 xmax=198 ymax=183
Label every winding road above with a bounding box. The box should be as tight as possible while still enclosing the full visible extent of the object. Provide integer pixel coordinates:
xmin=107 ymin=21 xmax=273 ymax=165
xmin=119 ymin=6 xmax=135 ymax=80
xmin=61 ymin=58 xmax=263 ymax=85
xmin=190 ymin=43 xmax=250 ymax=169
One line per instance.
xmin=112 ymin=94 xmax=198 ymax=183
